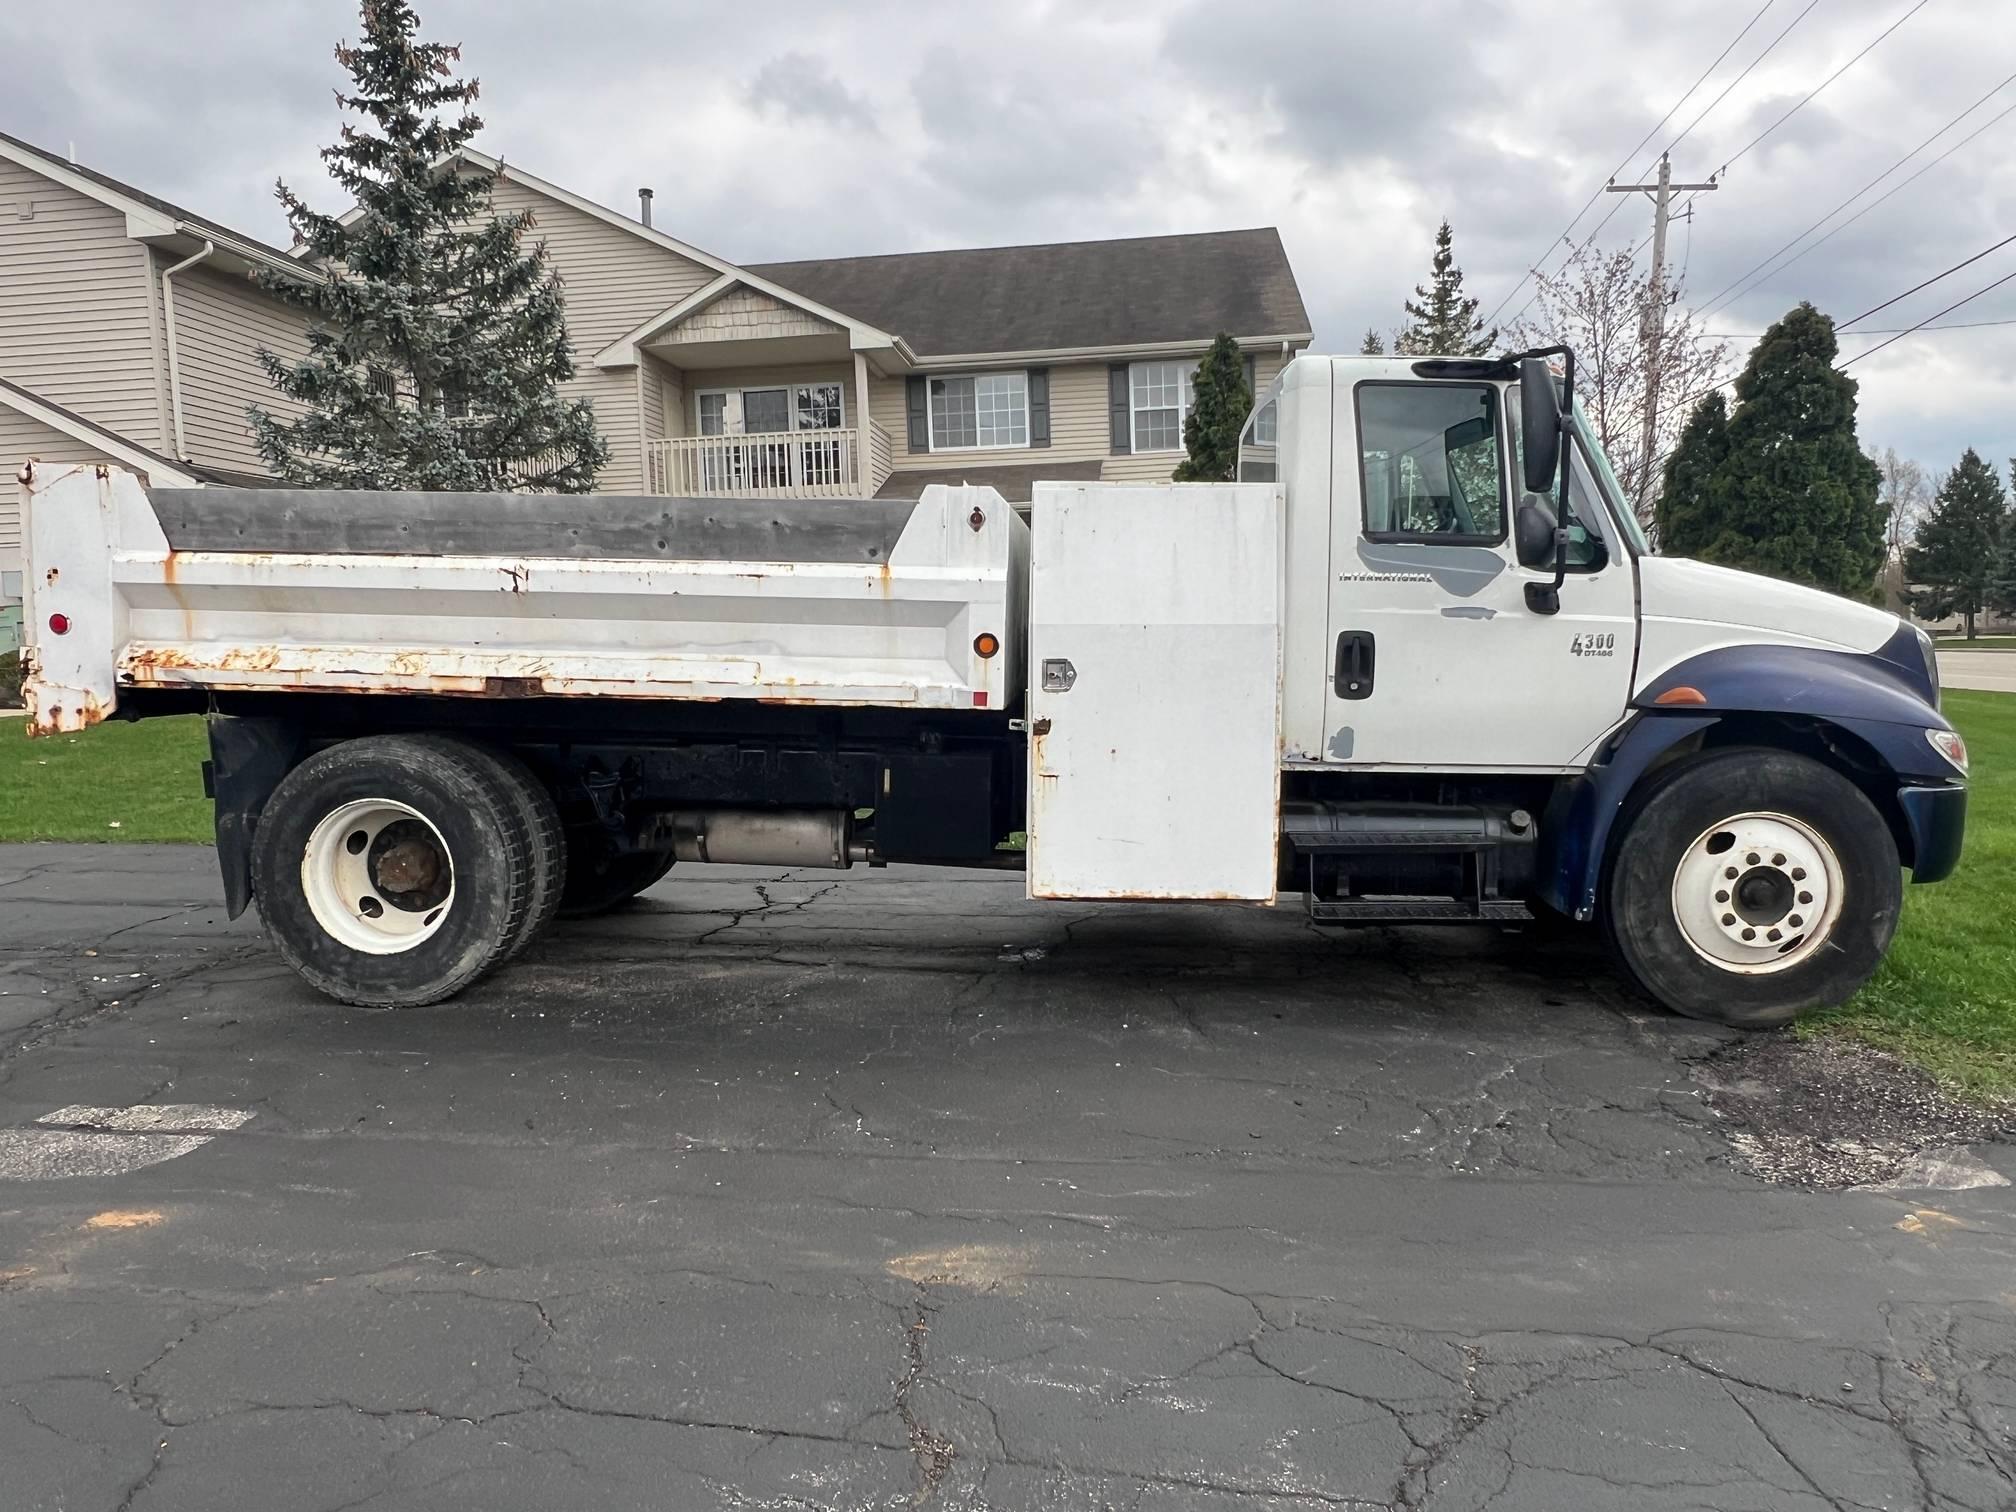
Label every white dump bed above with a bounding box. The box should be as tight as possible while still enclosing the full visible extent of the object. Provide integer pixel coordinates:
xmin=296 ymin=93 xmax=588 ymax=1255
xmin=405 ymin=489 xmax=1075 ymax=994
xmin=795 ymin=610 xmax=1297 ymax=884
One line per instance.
xmin=19 ymin=465 xmax=1027 ymax=734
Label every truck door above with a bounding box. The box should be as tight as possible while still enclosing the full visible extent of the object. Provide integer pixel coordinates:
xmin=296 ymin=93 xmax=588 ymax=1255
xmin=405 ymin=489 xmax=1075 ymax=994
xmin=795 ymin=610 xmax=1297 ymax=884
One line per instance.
xmin=1324 ymin=378 xmax=1636 ymax=769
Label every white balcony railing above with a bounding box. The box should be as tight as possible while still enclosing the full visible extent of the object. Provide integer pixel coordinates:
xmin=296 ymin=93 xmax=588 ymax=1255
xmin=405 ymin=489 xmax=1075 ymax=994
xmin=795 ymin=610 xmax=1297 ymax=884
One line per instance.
xmin=645 ymin=426 xmax=887 ymax=498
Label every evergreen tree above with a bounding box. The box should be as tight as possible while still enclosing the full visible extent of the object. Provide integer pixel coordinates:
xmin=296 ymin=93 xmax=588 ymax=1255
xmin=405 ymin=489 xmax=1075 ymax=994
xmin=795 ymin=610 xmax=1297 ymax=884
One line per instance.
xmin=1359 ymin=328 xmax=1387 ymax=356
xmin=1655 ymin=390 xmax=1730 ymax=551
xmin=1174 ymin=333 xmax=1251 ymax=482
xmin=1651 ymin=303 xmax=1882 ymax=598
xmin=1904 ymin=449 xmax=2008 ymax=638
xmin=1395 ymin=220 xmax=1495 ymax=356
xmin=250 ymin=0 xmax=607 ymax=491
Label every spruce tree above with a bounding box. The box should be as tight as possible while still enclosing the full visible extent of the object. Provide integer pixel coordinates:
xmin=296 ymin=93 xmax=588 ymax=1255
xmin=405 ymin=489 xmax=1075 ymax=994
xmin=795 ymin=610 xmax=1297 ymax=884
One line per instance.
xmin=1395 ymin=220 xmax=1495 ymax=356
xmin=250 ymin=0 xmax=607 ymax=491
xmin=1904 ymin=449 xmax=2007 ymax=638
xmin=1174 ymin=333 xmax=1252 ymax=482
xmin=1359 ymin=328 xmax=1387 ymax=356
xmin=1655 ymin=390 xmax=1730 ymax=552
xmin=1652 ymin=303 xmax=1882 ymax=598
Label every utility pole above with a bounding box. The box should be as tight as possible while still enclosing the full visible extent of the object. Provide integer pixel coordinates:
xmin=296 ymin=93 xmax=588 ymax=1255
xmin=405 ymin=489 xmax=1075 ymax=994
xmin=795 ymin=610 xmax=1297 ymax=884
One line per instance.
xmin=1607 ymin=154 xmax=1717 ymax=513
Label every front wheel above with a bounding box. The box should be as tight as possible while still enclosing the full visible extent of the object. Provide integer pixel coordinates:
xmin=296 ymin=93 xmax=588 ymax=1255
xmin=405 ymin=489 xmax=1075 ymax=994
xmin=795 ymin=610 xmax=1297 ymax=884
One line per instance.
xmin=1602 ymin=749 xmax=1901 ymax=1028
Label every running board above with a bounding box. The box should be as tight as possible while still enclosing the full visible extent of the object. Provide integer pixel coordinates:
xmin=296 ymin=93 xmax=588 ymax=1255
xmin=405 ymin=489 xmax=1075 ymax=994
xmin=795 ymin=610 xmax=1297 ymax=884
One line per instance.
xmin=1305 ymin=897 xmax=1534 ymax=925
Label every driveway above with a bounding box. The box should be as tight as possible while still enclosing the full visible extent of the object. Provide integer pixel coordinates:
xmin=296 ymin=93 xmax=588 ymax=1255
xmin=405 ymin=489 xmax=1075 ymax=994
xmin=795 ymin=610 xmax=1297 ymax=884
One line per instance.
xmin=2 ymin=844 xmax=2012 ymax=1511
xmin=1939 ymin=649 xmax=2016 ymax=695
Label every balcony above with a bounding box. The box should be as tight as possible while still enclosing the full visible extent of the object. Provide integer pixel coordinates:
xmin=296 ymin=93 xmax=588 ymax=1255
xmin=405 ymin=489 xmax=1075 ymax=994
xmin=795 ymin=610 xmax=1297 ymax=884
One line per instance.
xmin=644 ymin=422 xmax=893 ymax=499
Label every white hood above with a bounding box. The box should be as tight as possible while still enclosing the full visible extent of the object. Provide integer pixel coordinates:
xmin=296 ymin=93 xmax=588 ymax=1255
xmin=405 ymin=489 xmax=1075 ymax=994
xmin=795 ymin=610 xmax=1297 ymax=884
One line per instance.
xmin=1634 ymin=556 xmax=1904 ymax=691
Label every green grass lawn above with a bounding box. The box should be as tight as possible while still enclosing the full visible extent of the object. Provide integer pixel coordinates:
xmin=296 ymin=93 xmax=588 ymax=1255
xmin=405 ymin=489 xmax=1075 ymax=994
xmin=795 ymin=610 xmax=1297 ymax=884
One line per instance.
xmin=1934 ymin=636 xmax=2016 ymax=650
xmin=0 ymin=714 xmax=212 ymax=842
xmin=4 ymin=698 xmax=2013 ymax=1095
xmin=1808 ymin=688 xmax=2016 ymax=1098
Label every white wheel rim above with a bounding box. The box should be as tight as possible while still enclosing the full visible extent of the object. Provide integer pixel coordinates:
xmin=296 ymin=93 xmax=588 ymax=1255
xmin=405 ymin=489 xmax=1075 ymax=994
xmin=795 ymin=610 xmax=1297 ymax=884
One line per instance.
xmin=1670 ymin=810 xmax=1844 ymax=974
xmin=301 ymin=799 xmax=456 ymax=955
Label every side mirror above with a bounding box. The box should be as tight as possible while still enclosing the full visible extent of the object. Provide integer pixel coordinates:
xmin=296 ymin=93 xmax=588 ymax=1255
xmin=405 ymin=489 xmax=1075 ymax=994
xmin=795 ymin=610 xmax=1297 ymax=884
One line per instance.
xmin=1518 ymin=357 xmax=1562 ymax=494
xmin=1514 ymin=496 xmax=1559 ymax=570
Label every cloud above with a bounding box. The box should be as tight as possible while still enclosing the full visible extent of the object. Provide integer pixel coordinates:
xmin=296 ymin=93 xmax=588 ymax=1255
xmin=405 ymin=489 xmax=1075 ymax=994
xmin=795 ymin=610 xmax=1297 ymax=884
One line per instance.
xmin=747 ymin=51 xmax=877 ymax=132
xmin=0 ymin=0 xmax=2007 ymax=469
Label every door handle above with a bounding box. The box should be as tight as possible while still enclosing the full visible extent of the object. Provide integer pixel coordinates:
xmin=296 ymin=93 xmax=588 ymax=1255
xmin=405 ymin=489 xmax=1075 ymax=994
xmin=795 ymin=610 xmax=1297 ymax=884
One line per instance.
xmin=1334 ymin=631 xmax=1375 ymax=700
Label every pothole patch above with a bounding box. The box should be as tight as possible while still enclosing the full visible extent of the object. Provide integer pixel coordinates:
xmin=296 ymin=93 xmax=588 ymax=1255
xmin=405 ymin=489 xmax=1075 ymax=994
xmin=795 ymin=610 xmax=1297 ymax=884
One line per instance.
xmin=1693 ymin=1036 xmax=2012 ymax=1189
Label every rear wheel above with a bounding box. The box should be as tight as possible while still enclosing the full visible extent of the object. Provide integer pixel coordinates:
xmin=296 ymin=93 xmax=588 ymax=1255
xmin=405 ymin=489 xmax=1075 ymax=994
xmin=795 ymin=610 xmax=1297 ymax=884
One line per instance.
xmin=557 ymin=844 xmax=676 ymax=918
xmin=1602 ymin=748 xmax=1900 ymax=1028
xmin=252 ymin=736 xmax=536 ymax=1007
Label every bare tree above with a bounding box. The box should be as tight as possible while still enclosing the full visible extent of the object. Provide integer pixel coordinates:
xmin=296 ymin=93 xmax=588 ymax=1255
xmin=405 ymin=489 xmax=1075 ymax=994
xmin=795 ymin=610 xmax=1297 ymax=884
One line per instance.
xmin=1872 ymin=447 xmax=1931 ymax=564
xmin=1510 ymin=242 xmax=1728 ymax=525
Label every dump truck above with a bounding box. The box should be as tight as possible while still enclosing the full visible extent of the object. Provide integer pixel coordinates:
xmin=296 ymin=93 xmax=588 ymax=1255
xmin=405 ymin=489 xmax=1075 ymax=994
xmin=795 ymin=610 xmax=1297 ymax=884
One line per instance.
xmin=17 ymin=351 xmax=1967 ymax=1026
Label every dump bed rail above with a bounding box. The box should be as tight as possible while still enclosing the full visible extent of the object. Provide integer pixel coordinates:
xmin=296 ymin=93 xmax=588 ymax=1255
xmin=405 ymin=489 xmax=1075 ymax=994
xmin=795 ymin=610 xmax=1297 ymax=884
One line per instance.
xmin=20 ymin=464 xmax=1026 ymax=734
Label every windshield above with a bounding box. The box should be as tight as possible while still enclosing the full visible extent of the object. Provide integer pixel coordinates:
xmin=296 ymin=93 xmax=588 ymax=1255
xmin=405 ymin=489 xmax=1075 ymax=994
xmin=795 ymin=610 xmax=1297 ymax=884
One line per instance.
xmin=1572 ymin=397 xmax=1652 ymax=555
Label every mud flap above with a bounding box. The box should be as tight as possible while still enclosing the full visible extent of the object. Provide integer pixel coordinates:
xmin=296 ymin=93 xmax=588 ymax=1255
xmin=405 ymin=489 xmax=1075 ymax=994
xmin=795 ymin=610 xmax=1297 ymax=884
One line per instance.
xmin=205 ymin=716 xmax=303 ymax=918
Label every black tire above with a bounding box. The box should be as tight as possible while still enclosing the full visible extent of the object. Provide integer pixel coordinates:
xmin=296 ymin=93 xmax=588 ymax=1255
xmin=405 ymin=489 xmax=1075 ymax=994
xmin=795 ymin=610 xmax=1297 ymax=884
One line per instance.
xmin=472 ymin=744 xmax=566 ymax=960
xmin=557 ymin=844 xmax=676 ymax=919
xmin=251 ymin=735 xmax=536 ymax=1008
xmin=1601 ymin=747 xmax=1901 ymax=1028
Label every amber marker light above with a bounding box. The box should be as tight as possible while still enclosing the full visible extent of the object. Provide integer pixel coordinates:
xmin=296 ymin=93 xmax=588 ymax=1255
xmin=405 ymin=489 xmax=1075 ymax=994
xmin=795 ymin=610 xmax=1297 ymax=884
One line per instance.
xmin=1653 ymin=686 xmax=1708 ymax=706
xmin=973 ymin=632 xmax=1000 ymax=659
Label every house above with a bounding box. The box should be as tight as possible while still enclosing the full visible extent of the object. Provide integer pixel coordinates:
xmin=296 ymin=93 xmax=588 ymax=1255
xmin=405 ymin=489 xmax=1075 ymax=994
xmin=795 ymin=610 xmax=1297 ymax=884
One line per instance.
xmin=1 ymin=132 xmax=1310 ymax=644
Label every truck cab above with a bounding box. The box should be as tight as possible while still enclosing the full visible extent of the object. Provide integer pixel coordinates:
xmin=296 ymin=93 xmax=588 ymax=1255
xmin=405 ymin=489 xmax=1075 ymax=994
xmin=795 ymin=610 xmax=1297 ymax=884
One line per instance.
xmin=1226 ymin=353 xmax=1966 ymax=1022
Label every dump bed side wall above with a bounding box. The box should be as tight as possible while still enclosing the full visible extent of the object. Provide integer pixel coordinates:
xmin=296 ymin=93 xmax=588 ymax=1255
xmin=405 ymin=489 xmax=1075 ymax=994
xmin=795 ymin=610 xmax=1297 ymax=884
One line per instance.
xmin=20 ymin=467 xmax=1026 ymax=733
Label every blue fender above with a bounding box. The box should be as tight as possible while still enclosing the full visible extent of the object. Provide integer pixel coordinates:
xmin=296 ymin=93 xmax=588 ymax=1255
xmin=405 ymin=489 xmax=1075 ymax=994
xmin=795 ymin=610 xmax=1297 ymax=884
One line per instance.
xmin=1544 ymin=628 xmax=1964 ymax=918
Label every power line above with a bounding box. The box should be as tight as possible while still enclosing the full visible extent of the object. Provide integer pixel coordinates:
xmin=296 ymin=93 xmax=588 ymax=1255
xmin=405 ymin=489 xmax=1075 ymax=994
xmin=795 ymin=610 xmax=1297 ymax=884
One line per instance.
xmin=1477 ymin=0 xmax=1784 ymax=330
xmin=1662 ymin=0 xmax=1820 ymax=160
xmin=1839 ymin=264 xmax=2016 ymax=368
xmin=1712 ymin=0 xmax=1933 ymax=177
xmin=1657 ymin=0 xmax=1937 ymax=303
xmin=1696 ymin=71 xmax=2016 ymax=318
xmin=1644 ymin=266 xmax=2016 ymax=477
xmin=1841 ymin=230 xmax=2016 ymax=329
xmin=1706 ymin=316 xmax=2016 ymax=336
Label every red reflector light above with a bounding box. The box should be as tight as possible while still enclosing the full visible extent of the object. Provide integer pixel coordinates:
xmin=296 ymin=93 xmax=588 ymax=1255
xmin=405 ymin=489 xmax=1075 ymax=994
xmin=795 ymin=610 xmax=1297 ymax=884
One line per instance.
xmin=47 ymin=612 xmax=71 ymax=636
xmin=972 ymin=690 xmax=989 ymax=707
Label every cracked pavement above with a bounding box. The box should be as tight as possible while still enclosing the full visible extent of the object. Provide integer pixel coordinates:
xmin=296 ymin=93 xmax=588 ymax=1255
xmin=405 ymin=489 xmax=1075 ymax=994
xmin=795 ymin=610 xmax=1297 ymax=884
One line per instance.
xmin=1 ymin=843 xmax=2012 ymax=1510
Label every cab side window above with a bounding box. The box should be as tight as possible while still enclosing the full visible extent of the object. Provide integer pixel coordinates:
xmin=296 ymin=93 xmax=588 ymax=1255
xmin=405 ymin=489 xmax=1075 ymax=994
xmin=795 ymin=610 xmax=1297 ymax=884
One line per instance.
xmin=1356 ymin=383 xmax=1505 ymax=544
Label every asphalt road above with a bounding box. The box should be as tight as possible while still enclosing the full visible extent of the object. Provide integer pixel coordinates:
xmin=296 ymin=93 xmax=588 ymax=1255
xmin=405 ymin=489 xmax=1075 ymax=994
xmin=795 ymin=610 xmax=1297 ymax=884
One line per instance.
xmin=2 ymin=844 xmax=2012 ymax=1511
xmin=1938 ymin=649 xmax=2016 ymax=695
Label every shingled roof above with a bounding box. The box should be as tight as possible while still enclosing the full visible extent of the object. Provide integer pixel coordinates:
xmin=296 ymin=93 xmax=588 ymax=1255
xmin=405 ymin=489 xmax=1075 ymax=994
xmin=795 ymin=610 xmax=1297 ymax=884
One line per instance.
xmin=748 ymin=228 xmax=1309 ymax=359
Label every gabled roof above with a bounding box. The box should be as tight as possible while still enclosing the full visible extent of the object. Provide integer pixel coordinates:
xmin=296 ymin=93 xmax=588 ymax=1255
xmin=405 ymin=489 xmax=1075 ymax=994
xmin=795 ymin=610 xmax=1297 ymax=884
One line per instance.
xmin=0 ymin=131 xmax=299 ymax=274
xmin=594 ymin=272 xmax=910 ymax=369
xmin=0 ymin=378 xmax=202 ymax=487
xmin=748 ymin=228 xmax=1312 ymax=360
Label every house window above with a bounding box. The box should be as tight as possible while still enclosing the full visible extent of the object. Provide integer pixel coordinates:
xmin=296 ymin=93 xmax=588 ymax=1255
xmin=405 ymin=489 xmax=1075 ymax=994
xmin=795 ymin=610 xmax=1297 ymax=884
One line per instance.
xmin=929 ymin=373 xmax=1027 ymax=450
xmin=367 ymin=367 xmax=397 ymax=401
xmin=1130 ymin=360 xmax=1196 ymax=453
xmin=443 ymin=392 xmax=470 ymax=420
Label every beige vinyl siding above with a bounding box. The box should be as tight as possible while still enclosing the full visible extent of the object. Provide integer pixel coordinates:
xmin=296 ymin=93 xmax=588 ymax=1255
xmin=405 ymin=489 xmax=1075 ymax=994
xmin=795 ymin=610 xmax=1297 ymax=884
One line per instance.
xmin=488 ymin=177 xmax=717 ymax=492
xmin=662 ymin=287 xmax=838 ymax=345
xmin=0 ymin=158 xmax=165 ymax=451
xmin=640 ymin=355 xmax=687 ymax=450
xmin=0 ymin=407 xmax=122 ymax=572
xmin=161 ymin=259 xmax=310 ymax=475
xmin=1099 ymin=349 xmax=1292 ymax=483
xmin=873 ymin=363 xmax=1110 ymax=473
xmin=685 ymin=364 xmax=859 ymax=435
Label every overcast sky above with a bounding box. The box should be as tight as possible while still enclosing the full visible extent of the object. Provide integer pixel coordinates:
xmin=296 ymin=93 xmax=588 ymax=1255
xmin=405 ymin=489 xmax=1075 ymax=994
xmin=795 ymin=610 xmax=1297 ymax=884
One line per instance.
xmin=5 ymin=0 xmax=2011 ymax=476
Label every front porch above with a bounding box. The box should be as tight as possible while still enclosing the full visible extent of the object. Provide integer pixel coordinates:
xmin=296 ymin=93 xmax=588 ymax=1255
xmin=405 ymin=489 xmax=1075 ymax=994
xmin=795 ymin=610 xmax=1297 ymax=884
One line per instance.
xmin=603 ymin=274 xmax=909 ymax=500
xmin=644 ymin=420 xmax=892 ymax=499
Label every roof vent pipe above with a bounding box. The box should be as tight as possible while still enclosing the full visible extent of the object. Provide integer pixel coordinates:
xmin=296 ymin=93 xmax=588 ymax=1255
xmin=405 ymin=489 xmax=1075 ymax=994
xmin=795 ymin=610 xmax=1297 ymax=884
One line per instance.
xmin=638 ymin=187 xmax=654 ymax=228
